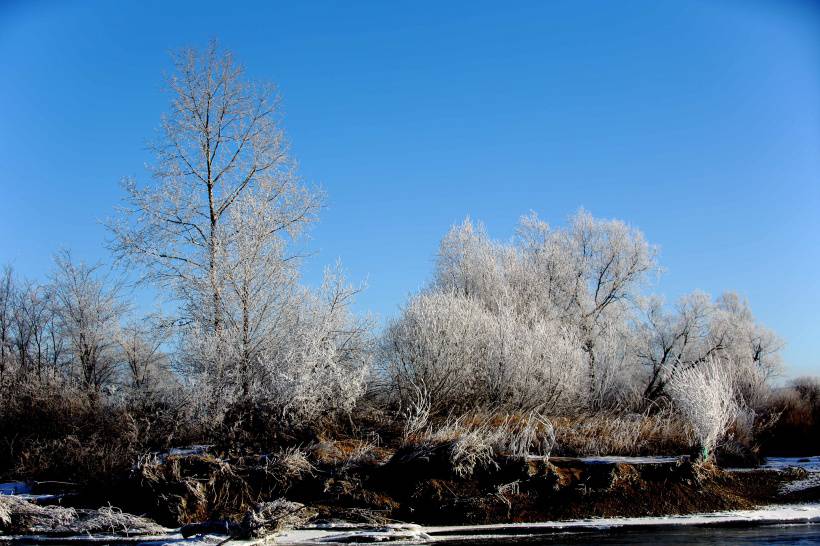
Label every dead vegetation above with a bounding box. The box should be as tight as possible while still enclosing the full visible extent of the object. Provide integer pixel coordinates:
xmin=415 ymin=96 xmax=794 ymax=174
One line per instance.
xmin=761 ymin=377 xmax=820 ymax=456
xmin=239 ymin=500 xmax=316 ymax=539
xmin=134 ymin=451 xmax=257 ymax=525
xmin=551 ymin=410 xmax=692 ymax=456
xmin=0 ymin=495 xmax=165 ymax=536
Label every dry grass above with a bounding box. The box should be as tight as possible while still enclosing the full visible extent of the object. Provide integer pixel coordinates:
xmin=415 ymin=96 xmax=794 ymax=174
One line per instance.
xmin=0 ymin=381 xmax=200 ymax=485
xmin=399 ymin=412 xmax=555 ymax=478
xmin=760 ymin=380 xmax=820 ymax=456
xmin=551 ymin=410 xmax=691 ymax=456
xmin=135 ymin=451 xmax=256 ymax=524
xmin=261 ymin=446 xmax=315 ymax=492
xmin=239 ymin=500 xmax=316 ymax=539
xmin=0 ymin=495 xmax=164 ymax=536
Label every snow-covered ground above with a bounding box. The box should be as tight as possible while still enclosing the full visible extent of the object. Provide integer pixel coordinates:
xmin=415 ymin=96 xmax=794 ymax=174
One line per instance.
xmin=725 ymin=456 xmax=820 ymax=494
xmin=726 ymin=456 xmax=820 ymax=473
xmin=761 ymin=456 xmax=820 ymax=473
xmin=4 ymin=506 xmax=820 ymax=546
xmin=272 ymin=504 xmax=820 ymax=544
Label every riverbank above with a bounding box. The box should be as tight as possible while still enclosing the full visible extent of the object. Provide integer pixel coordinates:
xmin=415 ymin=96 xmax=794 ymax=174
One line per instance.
xmin=2 ymin=449 xmax=820 ymax=543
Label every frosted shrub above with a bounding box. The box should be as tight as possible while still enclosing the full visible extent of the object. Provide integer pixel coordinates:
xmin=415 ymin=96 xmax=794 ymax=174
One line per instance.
xmin=251 ymin=267 xmax=372 ymax=423
xmin=383 ymin=210 xmax=654 ymax=414
xmin=182 ymin=266 xmax=372 ymax=425
xmin=405 ymin=413 xmax=554 ymax=478
xmin=667 ymin=359 xmax=739 ymax=459
xmin=382 ymin=292 xmax=492 ymax=413
xmin=401 ymin=384 xmax=432 ymax=439
xmin=383 ymin=291 xmax=587 ymax=414
xmin=490 ymin=412 xmax=555 ymax=458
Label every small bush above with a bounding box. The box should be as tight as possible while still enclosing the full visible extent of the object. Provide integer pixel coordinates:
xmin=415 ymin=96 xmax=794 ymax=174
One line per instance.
xmin=667 ymin=360 xmax=739 ymax=459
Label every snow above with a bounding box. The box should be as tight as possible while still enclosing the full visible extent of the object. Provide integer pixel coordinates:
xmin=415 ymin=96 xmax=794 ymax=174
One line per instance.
xmin=0 ymin=534 xmax=258 ymax=545
xmin=576 ymin=455 xmax=683 ymax=465
xmin=526 ymin=455 xmax=685 ymax=465
xmin=3 ymin=504 xmax=820 ymax=545
xmin=426 ymin=504 xmax=820 ymax=534
xmin=725 ymin=456 xmax=820 ymax=494
xmin=272 ymin=504 xmax=820 ymax=544
xmin=782 ymin=473 xmax=820 ymax=495
xmin=167 ymin=445 xmax=211 ymax=458
xmin=762 ymin=456 xmax=820 ymax=473
xmin=317 ymin=524 xmax=430 ymax=543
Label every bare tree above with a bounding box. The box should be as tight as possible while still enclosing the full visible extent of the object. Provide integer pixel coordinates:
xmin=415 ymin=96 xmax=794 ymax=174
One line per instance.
xmin=50 ymin=251 xmax=127 ymax=392
xmin=108 ymin=41 xmax=321 ymax=337
xmin=0 ymin=266 xmax=13 ymax=382
xmin=107 ymin=43 xmax=373 ymax=419
xmin=11 ymin=281 xmax=55 ymax=382
xmin=116 ymin=315 xmax=171 ymax=390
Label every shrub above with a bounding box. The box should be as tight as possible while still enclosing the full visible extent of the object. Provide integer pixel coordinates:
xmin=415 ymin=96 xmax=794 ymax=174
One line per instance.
xmin=667 ymin=359 xmax=739 ymax=459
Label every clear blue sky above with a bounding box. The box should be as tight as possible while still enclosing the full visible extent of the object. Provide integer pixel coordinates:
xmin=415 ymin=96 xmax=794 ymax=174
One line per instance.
xmin=1 ymin=0 xmax=818 ymax=377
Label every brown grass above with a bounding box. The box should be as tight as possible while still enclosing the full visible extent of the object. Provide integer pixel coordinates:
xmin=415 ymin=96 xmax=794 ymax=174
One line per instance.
xmin=551 ymin=410 xmax=692 ymax=456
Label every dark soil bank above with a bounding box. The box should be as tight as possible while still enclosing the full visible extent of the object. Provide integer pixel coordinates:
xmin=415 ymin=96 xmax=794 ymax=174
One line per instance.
xmin=75 ymin=445 xmax=820 ymax=528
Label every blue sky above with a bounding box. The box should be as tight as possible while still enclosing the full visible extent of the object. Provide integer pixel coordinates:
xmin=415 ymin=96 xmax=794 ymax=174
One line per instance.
xmin=1 ymin=0 xmax=818 ymax=377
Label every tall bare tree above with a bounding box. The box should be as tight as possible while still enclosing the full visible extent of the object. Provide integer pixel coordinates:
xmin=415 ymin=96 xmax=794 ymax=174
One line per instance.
xmin=109 ymin=42 xmax=321 ymax=336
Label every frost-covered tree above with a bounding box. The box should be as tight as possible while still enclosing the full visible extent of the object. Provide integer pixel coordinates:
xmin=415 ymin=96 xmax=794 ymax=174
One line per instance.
xmin=108 ymin=41 xmax=321 ymax=336
xmin=255 ymin=265 xmax=373 ymax=422
xmin=115 ymin=315 xmax=171 ymax=390
xmin=0 ymin=268 xmax=67 ymax=388
xmin=108 ymin=44 xmax=371 ymax=415
xmin=636 ymin=292 xmax=714 ymax=400
xmin=0 ymin=267 xmax=14 ymax=382
xmin=10 ymin=280 xmax=56 ymax=382
xmin=384 ymin=210 xmax=653 ymax=412
xmin=635 ymin=291 xmax=782 ymax=408
xmin=183 ymin=264 xmax=372 ymax=423
xmin=382 ymin=210 xmax=781 ymax=416
xmin=515 ymin=211 xmax=656 ymax=406
xmin=50 ymin=252 xmax=127 ymax=392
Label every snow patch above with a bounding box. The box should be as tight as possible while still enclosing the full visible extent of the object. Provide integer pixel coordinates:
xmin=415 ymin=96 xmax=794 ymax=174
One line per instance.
xmin=763 ymin=456 xmax=820 ymax=473
xmin=577 ymin=455 xmax=682 ymax=465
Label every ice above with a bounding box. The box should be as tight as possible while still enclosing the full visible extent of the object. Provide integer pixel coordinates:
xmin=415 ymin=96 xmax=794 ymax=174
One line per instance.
xmin=0 ymin=482 xmax=30 ymax=495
